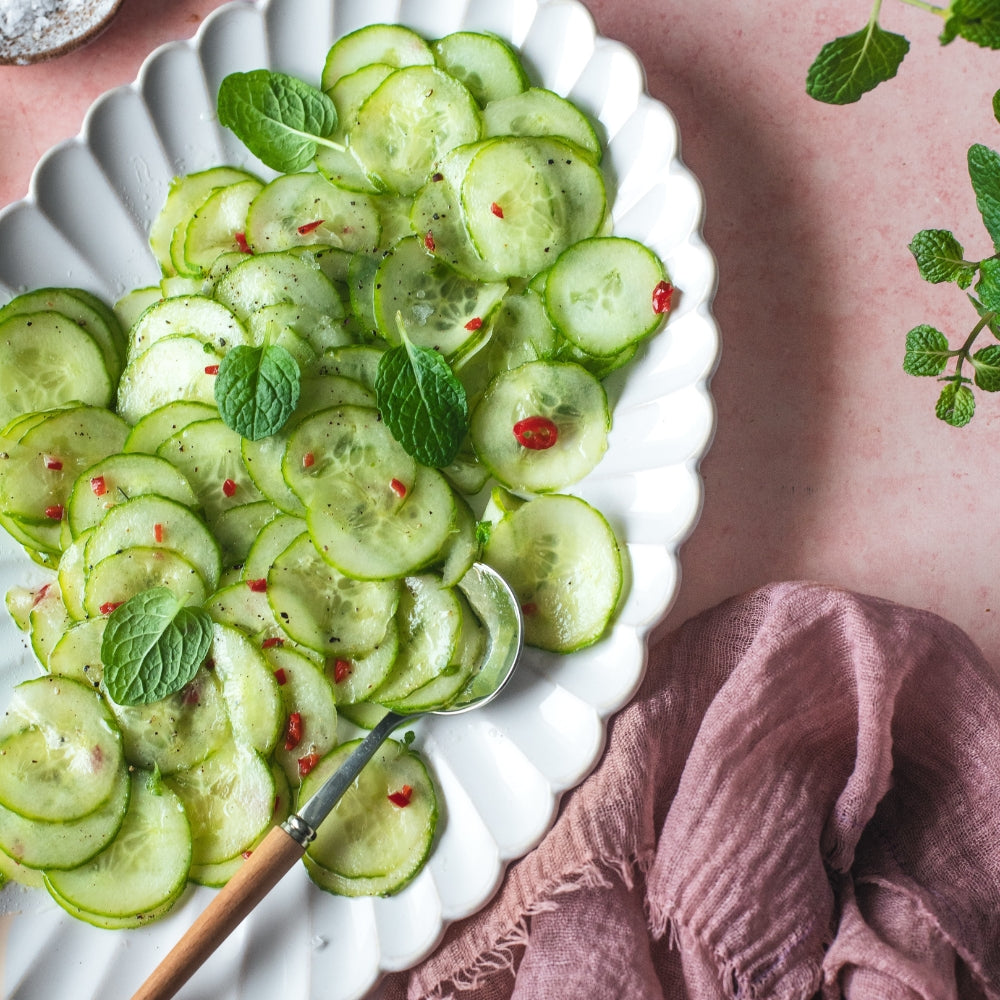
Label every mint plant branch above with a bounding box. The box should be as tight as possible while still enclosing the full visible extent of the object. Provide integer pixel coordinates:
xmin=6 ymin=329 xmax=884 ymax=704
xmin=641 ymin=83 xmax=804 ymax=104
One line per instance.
xmin=806 ymin=0 xmax=1000 ymax=104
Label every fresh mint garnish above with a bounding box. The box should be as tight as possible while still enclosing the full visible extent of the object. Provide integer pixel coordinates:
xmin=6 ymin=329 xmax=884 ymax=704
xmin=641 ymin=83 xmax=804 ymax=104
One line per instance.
xmin=215 ymin=343 xmax=301 ymax=441
xmin=940 ymin=0 xmax=1000 ymax=48
xmin=903 ymin=325 xmax=951 ymax=377
xmin=217 ymin=69 xmax=343 ymax=173
xmin=374 ymin=330 xmax=468 ymax=468
xmin=101 ymin=588 xmax=213 ymax=706
xmin=908 ymin=230 xmax=976 ymax=288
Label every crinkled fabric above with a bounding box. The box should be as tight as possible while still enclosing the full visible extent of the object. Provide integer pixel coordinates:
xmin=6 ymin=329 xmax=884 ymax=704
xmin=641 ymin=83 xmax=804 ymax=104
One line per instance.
xmin=374 ymin=582 xmax=1000 ymax=1000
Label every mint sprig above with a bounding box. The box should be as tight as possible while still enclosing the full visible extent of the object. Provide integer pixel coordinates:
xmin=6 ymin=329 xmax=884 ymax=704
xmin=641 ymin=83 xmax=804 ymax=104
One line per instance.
xmin=215 ymin=343 xmax=301 ymax=441
xmin=217 ymin=70 xmax=344 ymax=173
xmin=101 ymin=588 xmax=213 ymax=706
xmin=374 ymin=329 xmax=468 ymax=468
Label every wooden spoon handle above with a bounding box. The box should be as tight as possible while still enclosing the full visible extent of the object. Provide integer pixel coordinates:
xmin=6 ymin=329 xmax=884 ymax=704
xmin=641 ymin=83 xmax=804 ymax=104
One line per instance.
xmin=130 ymin=824 xmax=306 ymax=1000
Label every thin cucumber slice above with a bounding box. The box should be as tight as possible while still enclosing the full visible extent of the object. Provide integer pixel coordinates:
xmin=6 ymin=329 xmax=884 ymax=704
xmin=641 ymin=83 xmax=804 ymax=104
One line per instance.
xmin=326 ymin=620 xmax=398 ymax=706
xmin=127 ymin=295 xmax=248 ymax=362
xmin=206 ymin=580 xmax=288 ymax=648
xmin=44 ymin=771 xmax=191 ymax=926
xmin=301 ymin=737 xmax=436 ymax=885
xmin=210 ymin=622 xmax=283 ymax=754
xmin=116 ymin=334 xmax=224 ymax=425
xmin=241 ymin=512 xmax=308 ymax=583
xmin=57 ymin=532 xmax=89 ymax=621
xmin=312 ymin=344 xmax=386 ymax=391
xmin=435 ymin=491 xmax=479 ymax=588
xmin=182 ymin=177 xmax=265 ymax=274
xmin=84 ymin=493 xmax=222 ymax=593
xmin=115 ymin=285 xmax=162 ymax=331
xmin=544 ymin=236 xmax=668 ymax=356
xmin=107 ymin=666 xmax=230 ymax=775
xmin=432 ymin=31 xmax=529 ymax=106
xmin=246 ymin=301 xmax=348 ymax=358
xmin=0 ymin=760 xmax=129 ymax=871
xmin=266 ymin=532 xmax=399 ymax=656
xmin=461 ymin=136 xmax=607 ymax=278
xmin=123 ymin=401 xmax=219 ymax=455
xmin=166 ymin=740 xmax=275 ymax=866
xmin=351 ymin=65 xmax=482 ymax=196
xmin=0 ymin=675 xmax=124 ymax=823
xmin=82 ymin=547 xmax=209 ymax=618
xmin=482 ymin=87 xmax=603 ymax=162
xmin=372 ymin=235 xmax=507 ymax=359
xmin=67 ymin=452 xmax=199 ymax=538
xmin=47 ymin=616 xmax=106 ymax=685
xmin=0 ymin=844 xmax=46 ymax=887
xmin=212 ymin=499 xmax=280 ymax=568
xmin=264 ymin=644 xmax=338 ymax=784
xmin=321 ymin=23 xmax=434 ymax=90
xmin=483 ymin=492 xmax=622 ymax=652
xmin=244 ymin=172 xmax=381 ymax=254
xmin=0 ymin=312 xmax=113 ymax=428
xmin=470 ymin=360 xmax=609 ymax=493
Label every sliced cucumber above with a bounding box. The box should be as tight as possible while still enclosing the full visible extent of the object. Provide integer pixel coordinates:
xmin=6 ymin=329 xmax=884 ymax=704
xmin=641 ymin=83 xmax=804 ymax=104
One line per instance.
xmin=123 ymin=400 xmax=219 ymax=455
xmin=432 ymin=31 xmax=528 ymax=107
xmin=483 ymin=87 xmax=602 ymax=161
xmin=321 ymin=23 xmax=435 ymax=90
xmin=46 ymin=616 xmax=106 ymax=685
xmin=326 ymin=620 xmax=398 ymax=706
xmin=127 ymin=294 xmax=248 ymax=362
xmin=83 ymin=547 xmax=209 ymax=619
xmin=183 ymin=177 xmax=265 ymax=274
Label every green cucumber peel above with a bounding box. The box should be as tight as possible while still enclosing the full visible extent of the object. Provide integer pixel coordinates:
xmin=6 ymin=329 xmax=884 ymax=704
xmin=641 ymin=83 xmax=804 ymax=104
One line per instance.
xmin=215 ymin=342 xmax=301 ymax=441
xmin=217 ymin=69 xmax=345 ymax=173
xmin=101 ymin=588 xmax=214 ymax=706
xmin=375 ymin=324 xmax=469 ymax=468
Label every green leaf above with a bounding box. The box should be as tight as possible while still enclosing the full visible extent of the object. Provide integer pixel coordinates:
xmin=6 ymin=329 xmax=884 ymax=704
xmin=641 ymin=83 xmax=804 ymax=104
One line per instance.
xmin=972 ymin=344 xmax=1000 ymax=390
xmin=935 ymin=382 xmax=976 ymax=426
xmin=215 ymin=343 xmax=301 ymax=441
xmin=995 ymin=88 xmax=1000 ymax=124
xmin=374 ymin=334 xmax=469 ymax=468
xmin=968 ymin=144 xmax=1000 ymax=251
xmin=908 ymin=229 xmax=977 ymax=287
xmin=903 ymin=324 xmax=951 ymax=376
xmin=217 ymin=70 xmax=339 ymax=173
xmin=101 ymin=588 xmax=213 ymax=706
xmin=805 ymin=20 xmax=910 ymax=105
xmin=968 ymin=291 xmax=1000 ymax=338
xmin=975 ymin=256 xmax=1000 ymax=311
xmin=941 ymin=0 xmax=1000 ymax=49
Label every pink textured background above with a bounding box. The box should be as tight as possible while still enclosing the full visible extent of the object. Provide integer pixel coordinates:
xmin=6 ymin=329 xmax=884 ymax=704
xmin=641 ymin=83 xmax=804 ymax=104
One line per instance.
xmin=3 ymin=0 xmax=1000 ymax=668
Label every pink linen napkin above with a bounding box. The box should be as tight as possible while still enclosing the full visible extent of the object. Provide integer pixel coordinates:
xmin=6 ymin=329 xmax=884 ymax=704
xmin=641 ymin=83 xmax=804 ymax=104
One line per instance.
xmin=377 ymin=581 xmax=1000 ymax=1000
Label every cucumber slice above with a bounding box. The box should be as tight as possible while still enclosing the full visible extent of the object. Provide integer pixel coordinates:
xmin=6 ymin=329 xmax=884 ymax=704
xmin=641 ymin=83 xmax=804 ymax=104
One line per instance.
xmin=0 ymin=760 xmax=129 ymax=871
xmin=0 ymin=675 xmax=124 ymax=823
xmin=321 ymin=23 xmax=435 ymax=90
xmin=206 ymin=580 xmax=288 ymax=648
xmin=544 ymin=236 xmax=668 ymax=356
xmin=483 ymin=87 xmax=602 ymax=161
xmin=461 ymin=136 xmax=607 ymax=278
xmin=67 ymin=452 xmax=199 ymax=538
xmin=266 ymin=531 xmax=399 ymax=656
xmin=44 ymin=771 xmax=191 ymax=926
xmin=115 ymin=285 xmax=162 ymax=331
xmin=312 ymin=344 xmax=385 ymax=391
xmin=47 ymin=616 xmax=106 ymax=685
xmin=482 ymin=492 xmax=622 ymax=652
xmin=351 ymin=65 xmax=482 ymax=196
xmin=470 ymin=360 xmax=609 ymax=493
xmin=183 ymin=177 xmax=265 ymax=274
xmin=0 ymin=312 xmax=113 ymax=429
xmin=241 ymin=512 xmax=308 ymax=582
xmin=326 ymin=620 xmax=398 ymax=706
xmin=57 ymin=532 xmax=89 ymax=621
xmin=432 ymin=31 xmax=529 ymax=106
xmin=301 ymin=737 xmax=436 ymax=887
xmin=244 ymin=172 xmax=381 ymax=254
xmin=82 ymin=547 xmax=209 ymax=618
xmin=372 ymin=235 xmax=507 ymax=359
xmin=212 ymin=499 xmax=280 ymax=568
xmin=127 ymin=295 xmax=249 ymax=362
xmin=166 ymin=739 xmax=275 ymax=866
xmin=123 ymin=400 xmax=219 ymax=454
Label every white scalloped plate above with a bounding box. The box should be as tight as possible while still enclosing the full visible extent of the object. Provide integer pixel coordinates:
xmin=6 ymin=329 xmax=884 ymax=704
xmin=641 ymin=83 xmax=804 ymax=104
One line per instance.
xmin=0 ymin=1 xmax=719 ymax=996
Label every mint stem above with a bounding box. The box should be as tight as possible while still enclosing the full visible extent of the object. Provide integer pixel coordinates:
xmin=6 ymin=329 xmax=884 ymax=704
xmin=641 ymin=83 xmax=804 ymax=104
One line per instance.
xmin=897 ymin=0 xmax=948 ymax=15
xmin=951 ymin=311 xmax=996 ymax=380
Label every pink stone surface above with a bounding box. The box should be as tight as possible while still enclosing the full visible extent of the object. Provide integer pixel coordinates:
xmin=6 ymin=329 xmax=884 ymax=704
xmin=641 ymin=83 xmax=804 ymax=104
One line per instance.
xmin=3 ymin=0 xmax=1000 ymax=665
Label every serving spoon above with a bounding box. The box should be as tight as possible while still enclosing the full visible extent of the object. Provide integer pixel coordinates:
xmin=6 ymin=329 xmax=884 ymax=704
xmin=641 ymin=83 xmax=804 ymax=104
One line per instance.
xmin=130 ymin=562 xmax=523 ymax=1000
xmin=0 ymin=0 xmax=123 ymax=65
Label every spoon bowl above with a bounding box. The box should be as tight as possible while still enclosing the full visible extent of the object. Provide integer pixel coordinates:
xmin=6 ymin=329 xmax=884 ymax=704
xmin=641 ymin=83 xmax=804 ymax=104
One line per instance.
xmin=0 ymin=0 xmax=123 ymax=65
xmin=130 ymin=562 xmax=523 ymax=1000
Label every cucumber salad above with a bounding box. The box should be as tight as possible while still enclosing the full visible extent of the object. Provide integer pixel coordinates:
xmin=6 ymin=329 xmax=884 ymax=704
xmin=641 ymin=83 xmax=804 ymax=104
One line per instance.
xmin=0 ymin=23 xmax=672 ymax=927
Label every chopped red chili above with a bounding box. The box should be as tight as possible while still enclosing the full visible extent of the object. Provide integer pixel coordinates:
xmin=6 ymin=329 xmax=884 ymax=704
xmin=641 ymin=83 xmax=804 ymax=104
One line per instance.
xmin=99 ymin=600 xmax=123 ymax=615
xmin=284 ymin=712 xmax=303 ymax=751
xmin=651 ymin=280 xmax=674 ymax=314
xmin=31 ymin=583 xmax=51 ymax=607
xmin=273 ymin=667 xmax=288 ymax=685
xmin=298 ymin=752 xmax=320 ymax=777
xmin=302 ymin=451 xmax=315 ymax=468
xmin=424 ymin=231 xmax=436 ymax=252
xmin=44 ymin=456 xmax=62 ymax=471
xmin=234 ymin=231 xmax=252 ymax=254
xmin=390 ymin=478 xmax=407 ymax=498
xmin=512 ymin=415 xmax=558 ymax=450
xmin=247 ymin=578 xmax=268 ymax=593
xmin=387 ymin=784 xmax=414 ymax=808
xmin=153 ymin=522 xmax=164 ymax=543
xmin=490 ymin=202 xmax=504 ymax=219
xmin=222 ymin=478 xmax=237 ymax=497
xmin=333 ymin=658 xmax=352 ymax=684
xmin=464 ymin=316 xmax=483 ymax=331
xmin=262 ymin=636 xmax=284 ymax=649
xmin=297 ymin=219 xmax=325 ymax=235
xmin=90 ymin=475 xmax=107 ymax=496
xmin=204 ymin=364 xmax=220 ymax=375
xmin=44 ymin=504 xmax=64 ymax=520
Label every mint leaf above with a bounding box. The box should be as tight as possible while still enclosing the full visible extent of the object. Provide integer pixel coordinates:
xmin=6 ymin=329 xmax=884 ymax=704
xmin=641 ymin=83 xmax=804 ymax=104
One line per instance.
xmin=806 ymin=21 xmax=909 ymax=104
xmin=215 ymin=343 xmax=300 ymax=441
xmin=908 ymin=229 xmax=977 ymax=287
xmin=375 ymin=334 xmax=468 ymax=468
xmin=935 ymin=382 xmax=975 ymax=426
xmin=941 ymin=0 xmax=1000 ymax=48
xmin=973 ymin=344 xmax=1000 ymax=390
xmin=903 ymin=325 xmax=951 ymax=376
xmin=217 ymin=70 xmax=340 ymax=173
xmin=101 ymin=588 xmax=213 ymax=706
xmin=975 ymin=256 xmax=1000 ymax=311
xmin=968 ymin=144 xmax=1000 ymax=251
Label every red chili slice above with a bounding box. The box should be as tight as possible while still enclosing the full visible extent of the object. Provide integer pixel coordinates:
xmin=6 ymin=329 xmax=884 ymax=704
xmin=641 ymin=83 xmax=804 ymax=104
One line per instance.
xmin=390 ymin=478 xmax=407 ymax=498
xmin=247 ymin=578 xmax=267 ymax=593
xmin=99 ymin=601 xmax=122 ymax=615
xmin=387 ymin=784 xmax=414 ymax=808
xmin=297 ymin=219 xmax=325 ymax=235
xmin=90 ymin=475 xmax=107 ymax=496
xmin=44 ymin=456 xmax=63 ymax=471
xmin=153 ymin=522 xmax=164 ymax=543
xmin=222 ymin=478 xmax=237 ymax=497
xmin=652 ymin=280 xmax=674 ymax=314
xmin=490 ymin=202 xmax=504 ymax=219
xmin=302 ymin=451 xmax=315 ymax=468
xmin=273 ymin=667 xmax=288 ymax=685
xmin=261 ymin=636 xmax=284 ymax=649
xmin=333 ymin=658 xmax=352 ymax=684
xmin=284 ymin=712 xmax=303 ymax=751
xmin=424 ymin=231 xmax=436 ymax=252
xmin=44 ymin=504 xmax=64 ymax=520
xmin=204 ymin=364 xmax=220 ymax=375
xmin=234 ymin=231 xmax=252 ymax=254
xmin=298 ymin=752 xmax=320 ymax=777
xmin=512 ymin=416 xmax=558 ymax=450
